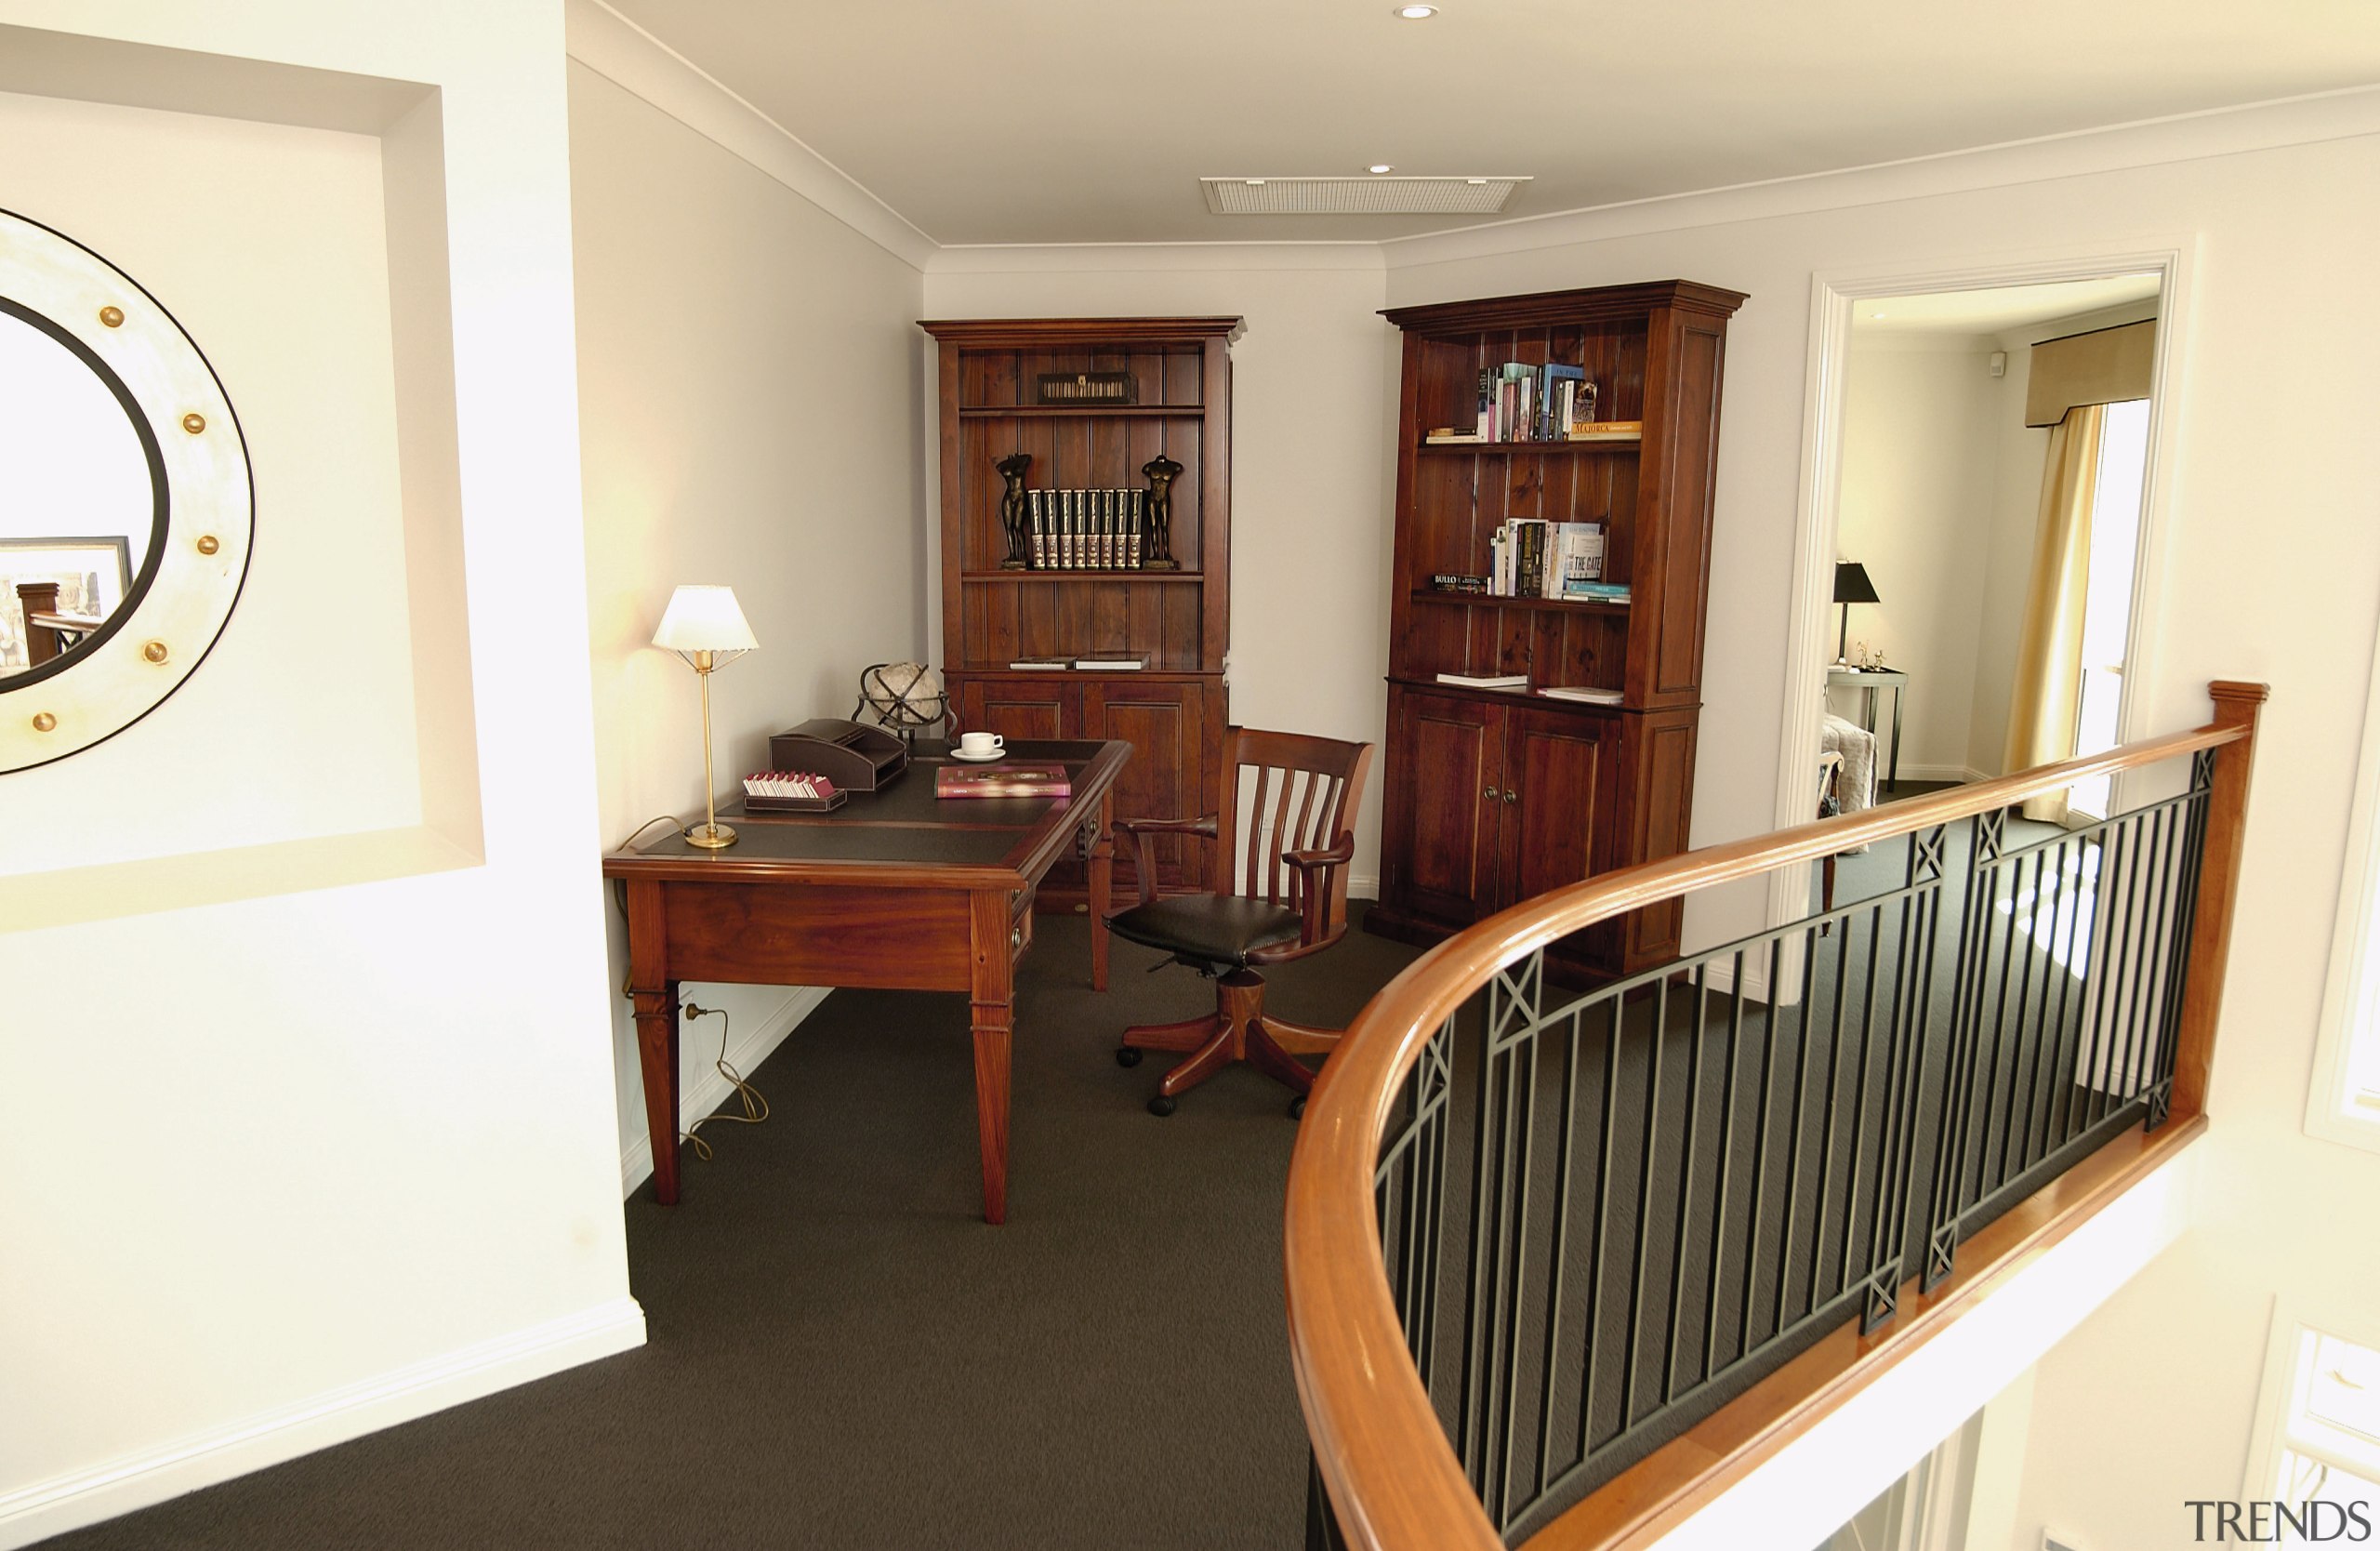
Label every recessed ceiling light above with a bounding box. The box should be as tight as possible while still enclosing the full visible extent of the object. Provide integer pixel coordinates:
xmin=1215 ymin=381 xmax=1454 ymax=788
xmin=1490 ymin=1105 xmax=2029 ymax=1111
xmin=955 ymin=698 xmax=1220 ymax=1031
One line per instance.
xmin=1394 ymin=4 xmax=1437 ymax=18
xmin=1368 ymin=164 xmax=1395 ymax=175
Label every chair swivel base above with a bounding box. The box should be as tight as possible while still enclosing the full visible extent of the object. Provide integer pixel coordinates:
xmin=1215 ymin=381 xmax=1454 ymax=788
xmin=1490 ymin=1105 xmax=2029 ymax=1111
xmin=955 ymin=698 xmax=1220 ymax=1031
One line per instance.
xmin=1116 ymin=968 xmax=1339 ymax=1118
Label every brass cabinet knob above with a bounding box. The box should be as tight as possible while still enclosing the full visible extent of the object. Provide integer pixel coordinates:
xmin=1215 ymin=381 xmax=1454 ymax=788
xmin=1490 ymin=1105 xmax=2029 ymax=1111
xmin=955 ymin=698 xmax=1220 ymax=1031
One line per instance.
xmin=1482 ymin=786 xmax=1496 ymax=801
xmin=1503 ymin=789 xmax=1518 ymax=804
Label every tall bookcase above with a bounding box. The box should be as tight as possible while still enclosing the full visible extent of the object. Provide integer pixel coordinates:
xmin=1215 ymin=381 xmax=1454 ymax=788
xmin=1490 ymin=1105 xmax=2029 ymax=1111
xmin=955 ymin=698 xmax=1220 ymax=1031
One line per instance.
xmin=1366 ymin=281 xmax=1745 ymax=976
xmin=922 ymin=315 xmax=1237 ymax=905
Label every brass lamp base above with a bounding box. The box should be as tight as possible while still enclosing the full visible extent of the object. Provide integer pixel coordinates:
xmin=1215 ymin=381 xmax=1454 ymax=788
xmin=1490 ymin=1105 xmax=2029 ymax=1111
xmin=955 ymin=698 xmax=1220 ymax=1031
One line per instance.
xmin=685 ymin=821 xmax=737 ymax=850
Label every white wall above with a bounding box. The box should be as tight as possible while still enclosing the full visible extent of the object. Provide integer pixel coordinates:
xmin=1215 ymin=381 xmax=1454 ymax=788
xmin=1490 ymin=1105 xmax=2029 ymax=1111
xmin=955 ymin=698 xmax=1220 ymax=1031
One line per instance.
xmin=566 ymin=59 xmax=929 ymax=1178
xmin=1367 ymin=130 xmax=2380 ymax=1546
xmin=1832 ymin=337 xmax=2000 ymax=778
xmin=922 ymin=250 xmax=1396 ymax=887
xmin=0 ymin=6 xmax=638 ymax=1544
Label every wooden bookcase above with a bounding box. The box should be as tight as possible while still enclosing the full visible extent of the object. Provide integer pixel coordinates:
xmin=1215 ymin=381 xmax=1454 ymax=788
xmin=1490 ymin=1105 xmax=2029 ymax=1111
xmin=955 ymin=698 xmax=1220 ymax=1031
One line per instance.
xmin=921 ymin=315 xmax=1237 ymax=905
xmin=1366 ymin=281 xmax=1745 ymax=976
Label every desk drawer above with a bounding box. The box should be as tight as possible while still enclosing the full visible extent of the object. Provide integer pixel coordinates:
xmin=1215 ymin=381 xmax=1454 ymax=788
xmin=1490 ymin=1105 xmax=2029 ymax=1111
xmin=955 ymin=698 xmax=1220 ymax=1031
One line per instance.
xmin=660 ymin=881 xmax=972 ymax=991
xmin=1009 ymin=888 xmax=1034 ymax=961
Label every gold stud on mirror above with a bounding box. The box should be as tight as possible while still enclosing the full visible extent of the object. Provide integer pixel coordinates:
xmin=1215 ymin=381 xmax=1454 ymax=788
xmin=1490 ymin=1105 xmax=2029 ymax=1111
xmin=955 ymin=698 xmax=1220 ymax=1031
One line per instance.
xmin=196 ymin=535 xmax=220 ymax=555
xmin=181 ymin=412 xmax=205 ymax=434
xmin=142 ymin=641 xmax=169 ymax=664
xmin=32 ymin=713 xmax=57 ymax=733
xmin=99 ymin=305 xmax=124 ymax=328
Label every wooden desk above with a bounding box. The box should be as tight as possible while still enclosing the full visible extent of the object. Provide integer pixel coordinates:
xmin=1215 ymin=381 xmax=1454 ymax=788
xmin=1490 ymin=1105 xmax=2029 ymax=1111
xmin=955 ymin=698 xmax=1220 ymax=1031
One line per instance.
xmin=602 ymin=738 xmax=1128 ymax=1224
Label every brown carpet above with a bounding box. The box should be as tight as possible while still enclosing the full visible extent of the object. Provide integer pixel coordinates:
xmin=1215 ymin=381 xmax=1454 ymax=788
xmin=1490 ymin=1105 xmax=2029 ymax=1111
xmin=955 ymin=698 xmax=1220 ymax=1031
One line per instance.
xmin=36 ymin=907 xmax=1421 ymax=1551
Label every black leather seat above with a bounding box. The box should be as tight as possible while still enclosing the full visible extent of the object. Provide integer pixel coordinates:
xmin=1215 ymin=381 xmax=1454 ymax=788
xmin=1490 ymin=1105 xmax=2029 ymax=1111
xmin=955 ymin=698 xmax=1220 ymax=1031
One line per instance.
xmin=1105 ymin=895 xmax=1304 ymax=971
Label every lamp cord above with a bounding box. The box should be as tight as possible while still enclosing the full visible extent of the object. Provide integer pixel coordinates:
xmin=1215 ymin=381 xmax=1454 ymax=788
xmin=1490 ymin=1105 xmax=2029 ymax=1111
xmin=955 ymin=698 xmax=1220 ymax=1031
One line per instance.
xmin=680 ymin=1001 xmax=769 ymax=1160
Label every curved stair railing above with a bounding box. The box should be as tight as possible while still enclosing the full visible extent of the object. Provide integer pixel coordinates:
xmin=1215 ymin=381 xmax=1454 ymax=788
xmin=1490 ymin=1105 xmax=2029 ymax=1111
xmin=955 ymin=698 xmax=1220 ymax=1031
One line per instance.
xmin=1287 ymin=683 xmax=2266 ymax=1551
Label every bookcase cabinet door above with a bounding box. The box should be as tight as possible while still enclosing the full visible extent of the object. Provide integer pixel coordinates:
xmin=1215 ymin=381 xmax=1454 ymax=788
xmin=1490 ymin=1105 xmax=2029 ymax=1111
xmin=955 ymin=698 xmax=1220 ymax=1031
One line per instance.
xmin=1082 ymin=678 xmax=1219 ymax=896
xmin=1499 ymin=705 xmax=1624 ymax=967
xmin=1383 ymin=687 xmax=1505 ymax=927
xmin=956 ymin=677 xmax=1077 ymax=742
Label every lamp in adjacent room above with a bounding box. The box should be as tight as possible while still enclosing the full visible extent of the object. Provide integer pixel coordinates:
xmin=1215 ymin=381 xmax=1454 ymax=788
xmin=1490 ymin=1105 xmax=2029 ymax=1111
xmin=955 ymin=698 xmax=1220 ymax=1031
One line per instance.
xmin=654 ymin=584 xmax=757 ymax=850
xmin=1832 ymin=562 xmax=1880 ymax=667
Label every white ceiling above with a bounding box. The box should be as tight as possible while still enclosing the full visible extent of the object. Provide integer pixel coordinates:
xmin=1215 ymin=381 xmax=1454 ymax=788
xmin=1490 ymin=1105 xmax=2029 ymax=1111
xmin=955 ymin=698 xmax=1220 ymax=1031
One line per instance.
xmin=604 ymin=0 xmax=2380 ymax=245
xmin=1852 ymin=275 xmax=2162 ymax=336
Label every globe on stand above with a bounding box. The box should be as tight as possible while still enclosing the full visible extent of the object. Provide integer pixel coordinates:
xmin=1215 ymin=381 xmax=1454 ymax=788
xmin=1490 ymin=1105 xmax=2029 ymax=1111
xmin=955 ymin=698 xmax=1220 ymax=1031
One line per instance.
xmin=853 ymin=660 xmax=949 ymax=741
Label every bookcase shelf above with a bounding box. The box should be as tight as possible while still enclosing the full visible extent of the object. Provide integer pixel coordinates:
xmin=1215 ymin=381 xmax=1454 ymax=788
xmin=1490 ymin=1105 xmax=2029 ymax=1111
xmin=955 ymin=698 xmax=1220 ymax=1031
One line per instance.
xmin=1417 ymin=439 xmax=1640 ymax=456
xmin=963 ymin=571 xmax=1205 ymax=584
xmin=925 ymin=314 xmax=1239 ymax=903
xmin=1409 ymin=589 xmax=1629 ymax=615
xmin=959 ymin=404 xmax=1204 ymax=419
xmin=1370 ymin=279 xmax=1745 ymax=980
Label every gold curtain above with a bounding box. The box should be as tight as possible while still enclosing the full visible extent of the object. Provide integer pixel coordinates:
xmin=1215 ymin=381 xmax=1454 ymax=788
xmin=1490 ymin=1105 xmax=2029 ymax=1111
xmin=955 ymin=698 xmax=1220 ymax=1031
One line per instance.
xmin=2003 ymin=404 xmax=2106 ymax=824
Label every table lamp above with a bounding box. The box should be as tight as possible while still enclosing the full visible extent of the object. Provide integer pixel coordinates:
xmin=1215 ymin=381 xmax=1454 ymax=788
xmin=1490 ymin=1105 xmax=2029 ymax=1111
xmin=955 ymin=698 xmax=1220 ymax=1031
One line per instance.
xmin=1833 ymin=562 xmax=1880 ymax=666
xmin=654 ymin=584 xmax=757 ymax=849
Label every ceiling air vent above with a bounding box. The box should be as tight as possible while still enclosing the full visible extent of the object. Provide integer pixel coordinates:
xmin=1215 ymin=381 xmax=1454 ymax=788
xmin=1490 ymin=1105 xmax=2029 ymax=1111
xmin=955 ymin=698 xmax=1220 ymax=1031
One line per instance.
xmin=1200 ymin=176 xmax=1530 ymax=216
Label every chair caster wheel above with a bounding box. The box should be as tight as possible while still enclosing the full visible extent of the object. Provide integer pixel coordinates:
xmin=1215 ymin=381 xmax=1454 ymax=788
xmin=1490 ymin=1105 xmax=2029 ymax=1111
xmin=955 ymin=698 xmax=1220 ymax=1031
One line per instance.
xmin=1147 ymin=1094 xmax=1177 ymax=1118
xmin=1289 ymin=1095 xmax=1307 ymax=1120
xmin=1116 ymin=1047 xmax=1143 ymax=1067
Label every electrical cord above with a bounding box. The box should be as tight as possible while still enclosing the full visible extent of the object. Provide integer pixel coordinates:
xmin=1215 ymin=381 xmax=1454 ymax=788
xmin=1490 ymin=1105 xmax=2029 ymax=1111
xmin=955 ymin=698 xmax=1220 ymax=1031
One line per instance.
xmin=679 ymin=1001 xmax=768 ymax=1161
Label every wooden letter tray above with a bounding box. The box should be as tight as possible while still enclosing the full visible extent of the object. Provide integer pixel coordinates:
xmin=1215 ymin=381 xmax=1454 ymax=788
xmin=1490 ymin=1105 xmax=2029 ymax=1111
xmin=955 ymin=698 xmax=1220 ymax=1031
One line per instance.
xmin=768 ymin=718 xmax=908 ymax=791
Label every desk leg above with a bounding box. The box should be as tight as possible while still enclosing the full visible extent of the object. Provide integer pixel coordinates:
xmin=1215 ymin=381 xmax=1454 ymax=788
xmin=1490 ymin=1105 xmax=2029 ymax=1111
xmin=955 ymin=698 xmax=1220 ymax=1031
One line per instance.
xmin=1088 ymin=795 xmax=1113 ymax=992
xmin=1888 ymin=684 xmax=1905 ymax=788
xmin=625 ymin=880 xmax=682 ymax=1203
xmin=969 ymin=888 xmax=1013 ymax=1226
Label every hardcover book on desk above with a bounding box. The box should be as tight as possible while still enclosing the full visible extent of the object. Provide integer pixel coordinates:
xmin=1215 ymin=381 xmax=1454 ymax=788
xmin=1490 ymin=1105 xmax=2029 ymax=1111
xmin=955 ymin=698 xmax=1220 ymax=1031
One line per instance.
xmin=934 ymin=762 xmax=1073 ymax=799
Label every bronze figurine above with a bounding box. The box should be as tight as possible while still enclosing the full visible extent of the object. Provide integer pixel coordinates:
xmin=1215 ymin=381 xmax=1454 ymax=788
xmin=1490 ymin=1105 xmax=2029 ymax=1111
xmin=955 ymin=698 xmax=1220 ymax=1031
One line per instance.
xmin=1140 ymin=455 xmax=1182 ymax=571
xmin=995 ymin=452 xmax=1033 ymax=570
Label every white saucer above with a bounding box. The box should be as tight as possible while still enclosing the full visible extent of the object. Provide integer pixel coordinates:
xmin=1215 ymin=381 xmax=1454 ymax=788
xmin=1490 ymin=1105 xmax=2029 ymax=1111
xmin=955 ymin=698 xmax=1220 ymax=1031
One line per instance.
xmin=951 ymin=748 xmax=1007 ymax=762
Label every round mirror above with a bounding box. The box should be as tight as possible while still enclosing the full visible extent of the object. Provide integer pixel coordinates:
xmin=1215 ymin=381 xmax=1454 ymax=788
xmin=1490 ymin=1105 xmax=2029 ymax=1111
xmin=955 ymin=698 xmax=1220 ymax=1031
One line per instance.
xmin=0 ymin=301 xmax=165 ymax=681
xmin=0 ymin=207 xmax=252 ymax=775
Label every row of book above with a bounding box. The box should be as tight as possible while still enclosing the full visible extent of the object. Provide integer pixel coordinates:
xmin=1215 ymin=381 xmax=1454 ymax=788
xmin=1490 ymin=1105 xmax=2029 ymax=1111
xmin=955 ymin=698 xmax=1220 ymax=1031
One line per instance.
xmin=1488 ymin=519 xmax=1610 ymax=599
xmin=1418 ymin=363 xmax=1622 ymax=444
xmin=1021 ymin=489 xmax=1148 ymax=571
xmin=1007 ymin=654 xmax=1147 ymax=671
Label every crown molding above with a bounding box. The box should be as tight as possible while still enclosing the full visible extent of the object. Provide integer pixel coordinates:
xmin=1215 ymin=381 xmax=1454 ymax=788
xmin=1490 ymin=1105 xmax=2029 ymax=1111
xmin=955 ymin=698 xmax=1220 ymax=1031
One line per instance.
xmin=1378 ymin=84 xmax=2380 ymax=272
xmin=562 ymin=0 xmax=936 ymax=272
xmin=927 ymin=242 xmax=1386 ymax=276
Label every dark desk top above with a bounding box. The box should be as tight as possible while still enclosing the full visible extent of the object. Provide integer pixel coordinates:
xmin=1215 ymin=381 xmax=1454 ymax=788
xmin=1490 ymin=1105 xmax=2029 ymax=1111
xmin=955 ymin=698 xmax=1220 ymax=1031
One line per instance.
xmin=602 ymin=738 xmax=1130 ymax=888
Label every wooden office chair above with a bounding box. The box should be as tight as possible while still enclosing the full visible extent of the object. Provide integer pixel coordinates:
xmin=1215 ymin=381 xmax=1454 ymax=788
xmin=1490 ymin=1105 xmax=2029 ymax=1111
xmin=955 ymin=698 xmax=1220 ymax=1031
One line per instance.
xmin=1106 ymin=727 xmax=1376 ymax=1118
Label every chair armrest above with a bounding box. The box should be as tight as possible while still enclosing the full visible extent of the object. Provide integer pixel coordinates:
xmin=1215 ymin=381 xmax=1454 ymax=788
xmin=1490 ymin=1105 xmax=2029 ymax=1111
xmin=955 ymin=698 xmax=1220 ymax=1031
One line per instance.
xmin=1112 ymin=815 xmax=1219 ymax=907
xmin=1282 ymin=835 xmax=1357 ymax=946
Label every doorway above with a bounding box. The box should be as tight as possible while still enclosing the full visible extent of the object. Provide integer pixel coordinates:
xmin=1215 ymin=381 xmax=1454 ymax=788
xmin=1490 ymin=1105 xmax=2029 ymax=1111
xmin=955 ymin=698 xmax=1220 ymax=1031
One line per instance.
xmin=1775 ymin=252 xmax=2184 ymax=932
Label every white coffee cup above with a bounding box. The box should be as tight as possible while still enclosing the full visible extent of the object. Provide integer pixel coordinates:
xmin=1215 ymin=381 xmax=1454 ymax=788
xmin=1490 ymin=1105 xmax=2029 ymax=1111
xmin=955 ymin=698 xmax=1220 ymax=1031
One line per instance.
xmin=958 ymin=731 xmax=1005 ymax=756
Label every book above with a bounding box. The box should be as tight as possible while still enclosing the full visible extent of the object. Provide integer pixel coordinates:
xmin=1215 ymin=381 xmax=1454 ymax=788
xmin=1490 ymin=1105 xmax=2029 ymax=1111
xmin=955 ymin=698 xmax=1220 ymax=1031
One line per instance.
xmin=1429 ymin=572 xmax=1490 ymax=594
xmin=934 ymin=762 xmax=1073 ymax=800
xmin=1072 ymin=654 xmax=1145 ymax=669
xmin=1540 ymin=686 xmax=1623 ymax=705
xmin=1567 ymin=419 xmax=1644 ymax=442
xmin=1437 ymin=671 xmax=1529 ymax=690
xmin=1009 ymin=656 xmax=1071 ymax=669
xmin=1554 ymin=522 xmax=1606 ymax=590
xmin=1424 ymin=429 xmax=1487 ymax=444
xmin=1561 ymin=581 xmax=1633 ymax=603
xmin=1029 ymin=492 xmax=1049 ymax=569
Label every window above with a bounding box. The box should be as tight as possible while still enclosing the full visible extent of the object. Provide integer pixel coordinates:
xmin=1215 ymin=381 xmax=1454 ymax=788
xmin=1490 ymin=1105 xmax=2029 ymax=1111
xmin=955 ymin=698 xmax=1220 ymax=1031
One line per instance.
xmin=2308 ymin=624 xmax=2380 ymax=1153
xmin=2249 ymin=1320 xmax=2380 ymax=1543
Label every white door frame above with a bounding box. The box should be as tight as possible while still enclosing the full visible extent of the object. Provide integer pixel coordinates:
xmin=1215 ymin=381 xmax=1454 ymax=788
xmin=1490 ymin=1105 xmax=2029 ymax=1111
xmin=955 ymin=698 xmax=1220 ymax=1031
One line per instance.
xmin=1766 ymin=240 xmax=2199 ymax=933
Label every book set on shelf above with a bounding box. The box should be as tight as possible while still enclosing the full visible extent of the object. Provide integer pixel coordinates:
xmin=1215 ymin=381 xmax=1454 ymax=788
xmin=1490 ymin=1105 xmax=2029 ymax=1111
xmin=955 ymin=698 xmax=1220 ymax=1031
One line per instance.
xmin=1433 ymin=671 xmax=1624 ymax=706
xmin=1485 ymin=518 xmax=1614 ymax=601
xmin=1023 ymin=489 xmax=1146 ymax=571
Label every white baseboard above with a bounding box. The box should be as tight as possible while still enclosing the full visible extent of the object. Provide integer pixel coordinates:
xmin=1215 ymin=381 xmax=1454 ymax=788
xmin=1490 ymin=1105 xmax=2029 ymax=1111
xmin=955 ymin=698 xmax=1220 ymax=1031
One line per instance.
xmin=1695 ymin=955 xmax=1775 ymax=1003
xmin=1886 ymin=762 xmax=1990 ymax=786
xmin=1350 ymin=873 xmax=1380 ymax=901
xmin=0 ymin=1297 xmax=646 ymax=1551
xmin=619 ymin=985 xmax=832 ymax=1196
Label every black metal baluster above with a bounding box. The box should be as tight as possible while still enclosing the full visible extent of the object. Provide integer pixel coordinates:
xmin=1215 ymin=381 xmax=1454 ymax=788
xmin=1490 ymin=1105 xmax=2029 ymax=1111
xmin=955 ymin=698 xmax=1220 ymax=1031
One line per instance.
xmin=1775 ymin=921 xmax=1822 ymax=1333
xmin=2147 ymin=767 xmax=2215 ymax=1125
xmin=1620 ymin=976 xmax=1671 ymax=1429
xmin=2074 ymin=815 xmax=2132 ymax=1133
xmin=1835 ymin=903 xmax=1887 ymax=1296
xmin=1577 ymin=993 xmax=1624 ymax=1465
xmin=1492 ymin=961 xmax=1543 ymax=1524
xmin=1458 ymin=984 xmax=1503 ymax=1484
xmin=1810 ymin=911 xmax=1857 ymax=1309
xmin=1926 ymin=812 xmax=2000 ymax=1284
xmin=2128 ymin=805 xmax=2185 ymax=1117
xmin=1533 ymin=1007 xmax=1586 ymax=1500
xmin=1994 ymin=847 xmax=2049 ymax=1188
xmin=1704 ymin=951 xmax=1749 ymax=1380
xmin=2110 ymin=808 xmax=2167 ymax=1114
xmin=2045 ymin=831 xmax=2093 ymax=1155
xmin=1738 ymin=936 xmax=1787 ymax=1351
xmin=1974 ymin=833 xmax=2026 ymax=1200
xmin=1661 ymin=974 xmax=1712 ymax=1402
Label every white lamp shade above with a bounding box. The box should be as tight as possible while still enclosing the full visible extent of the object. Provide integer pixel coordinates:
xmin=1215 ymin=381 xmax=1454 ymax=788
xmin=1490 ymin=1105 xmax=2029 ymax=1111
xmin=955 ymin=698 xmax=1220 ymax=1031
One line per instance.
xmin=653 ymin=585 xmax=757 ymax=653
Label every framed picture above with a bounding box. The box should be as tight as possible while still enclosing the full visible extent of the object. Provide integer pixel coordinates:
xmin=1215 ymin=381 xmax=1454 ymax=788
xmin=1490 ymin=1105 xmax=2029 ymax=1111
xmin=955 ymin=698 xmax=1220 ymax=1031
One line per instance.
xmin=1 ymin=536 xmax=135 ymax=672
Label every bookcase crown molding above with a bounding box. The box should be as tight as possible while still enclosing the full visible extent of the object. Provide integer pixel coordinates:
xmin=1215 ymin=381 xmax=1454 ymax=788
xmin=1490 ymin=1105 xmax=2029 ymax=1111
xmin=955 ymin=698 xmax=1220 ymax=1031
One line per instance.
xmin=1380 ymin=279 xmax=1747 ymax=334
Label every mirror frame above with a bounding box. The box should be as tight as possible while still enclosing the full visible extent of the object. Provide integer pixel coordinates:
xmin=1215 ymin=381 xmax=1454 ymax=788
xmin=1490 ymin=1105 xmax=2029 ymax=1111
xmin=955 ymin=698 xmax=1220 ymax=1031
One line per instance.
xmin=0 ymin=206 xmax=254 ymax=775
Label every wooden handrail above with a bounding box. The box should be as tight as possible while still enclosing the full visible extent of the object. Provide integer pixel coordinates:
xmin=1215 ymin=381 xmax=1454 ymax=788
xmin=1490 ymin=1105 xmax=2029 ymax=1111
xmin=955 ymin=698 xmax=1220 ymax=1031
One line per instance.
xmin=1286 ymin=682 xmax=2267 ymax=1551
